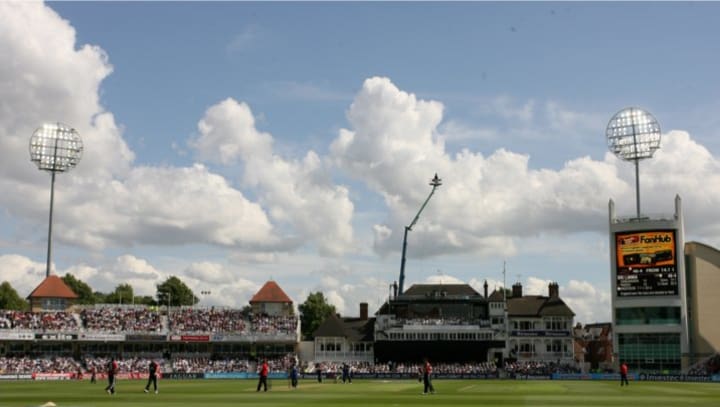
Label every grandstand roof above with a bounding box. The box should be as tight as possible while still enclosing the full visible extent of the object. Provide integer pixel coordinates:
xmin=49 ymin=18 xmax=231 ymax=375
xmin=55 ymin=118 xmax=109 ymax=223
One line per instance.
xmin=402 ymin=284 xmax=480 ymax=297
xmin=250 ymin=280 xmax=293 ymax=304
xmin=314 ymin=314 xmax=375 ymax=342
xmin=508 ymin=295 xmax=574 ymax=317
xmin=27 ymin=275 xmax=78 ymax=299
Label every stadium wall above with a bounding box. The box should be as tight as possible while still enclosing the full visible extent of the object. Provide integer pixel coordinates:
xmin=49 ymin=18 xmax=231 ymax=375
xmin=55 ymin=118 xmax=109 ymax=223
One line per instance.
xmin=374 ymin=340 xmax=504 ymax=363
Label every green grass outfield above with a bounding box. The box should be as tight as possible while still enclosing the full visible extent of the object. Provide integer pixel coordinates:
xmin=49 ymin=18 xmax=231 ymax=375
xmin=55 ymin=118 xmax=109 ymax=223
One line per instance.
xmin=1 ymin=379 xmax=719 ymax=407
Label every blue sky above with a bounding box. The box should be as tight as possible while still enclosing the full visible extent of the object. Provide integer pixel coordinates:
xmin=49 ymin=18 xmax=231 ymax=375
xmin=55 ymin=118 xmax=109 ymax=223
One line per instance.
xmin=1 ymin=2 xmax=719 ymax=324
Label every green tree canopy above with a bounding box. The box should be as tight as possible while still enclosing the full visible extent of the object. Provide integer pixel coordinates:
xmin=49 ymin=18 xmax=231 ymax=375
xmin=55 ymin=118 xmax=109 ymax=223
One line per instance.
xmin=61 ymin=273 xmax=95 ymax=304
xmin=298 ymin=292 xmax=337 ymax=340
xmin=133 ymin=295 xmax=156 ymax=306
xmin=105 ymin=283 xmax=134 ymax=305
xmin=92 ymin=291 xmax=107 ymax=304
xmin=156 ymin=276 xmax=198 ymax=307
xmin=0 ymin=281 xmax=28 ymax=310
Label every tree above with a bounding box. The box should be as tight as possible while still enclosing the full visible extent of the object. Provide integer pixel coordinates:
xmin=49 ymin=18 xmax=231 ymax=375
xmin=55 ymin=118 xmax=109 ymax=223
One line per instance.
xmin=133 ymin=295 xmax=156 ymax=306
xmin=0 ymin=281 xmax=27 ymax=310
xmin=298 ymin=292 xmax=336 ymax=340
xmin=93 ymin=291 xmax=107 ymax=304
xmin=61 ymin=273 xmax=95 ymax=304
xmin=105 ymin=284 xmax=135 ymax=305
xmin=156 ymin=276 xmax=198 ymax=307
xmin=240 ymin=304 xmax=252 ymax=316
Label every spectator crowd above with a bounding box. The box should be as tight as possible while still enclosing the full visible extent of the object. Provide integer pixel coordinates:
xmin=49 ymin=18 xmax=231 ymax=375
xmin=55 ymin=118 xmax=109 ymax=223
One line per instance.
xmin=0 ymin=308 xmax=298 ymax=336
xmin=504 ymin=360 xmax=581 ymax=377
xmin=0 ymin=354 xmax=297 ymax=375
xmin=79 ymin=308 xmax=162 ymax=333
xmin=687 ymin=354 xmax=720 ymax=376
xmin=0 ymin=311 xmax=78 ymax=331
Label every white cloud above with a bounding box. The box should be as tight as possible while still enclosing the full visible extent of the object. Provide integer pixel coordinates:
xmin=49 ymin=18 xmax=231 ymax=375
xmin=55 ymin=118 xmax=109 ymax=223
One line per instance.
xmin=226 ymin=24 xmax=260 ymax=54
xmin=191 ymin=98 xmax=355 ymax=256
xmin=438 ymin=120 xmax=500 ymax=143
xmin=0 ymin=255 xmax=46 ymax=298
xmin=0 ymin=3 xmax=358 ymax=258
xmin=63 ymin=255 xmax=164 ymax=297
xmin=424 ymin=273 xmax=464 ymax=285
xmin=325 ymin=290 xmax=346 ymax=315
xmin=561 ymin=280 xmax=611 ymax=324
xmin=183 ymin=262 xmax=232 ymax=284
xmin=1 ymin=3 xmax=718 ymax=329
xmin=212 ymin=280 xmax=260 ymax=308
xmin=40 ymin=164 xmax=277 ymax=251
xmin=0 ymin=3 xmax=284 ymax=254
xmin=469 ymin=277 xmax=505 ymax=295
xmin=0 ymin=253 xmax=263 ymax=307
xmin=330 ymin=77 xmax=720 ymax=261
xmin=522 ymin=277 xmax=610 ymax=323
xmin=191 ymin=98 xmax=273 ymax=165
xmin=525 ymin=276 xmax=553 ymax=296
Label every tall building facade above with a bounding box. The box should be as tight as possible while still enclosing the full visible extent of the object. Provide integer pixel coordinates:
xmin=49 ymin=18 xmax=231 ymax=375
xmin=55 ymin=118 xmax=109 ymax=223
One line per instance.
xmin=684 ymin=241 xmax=720 ymax=367
xmin=609 ymin=196 xmax=689 ymax=372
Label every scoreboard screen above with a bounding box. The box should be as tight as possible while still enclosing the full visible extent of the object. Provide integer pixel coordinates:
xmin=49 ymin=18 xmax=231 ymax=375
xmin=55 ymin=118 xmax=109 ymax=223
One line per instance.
xmin=615 ymin=230 xmax=678 ymax=297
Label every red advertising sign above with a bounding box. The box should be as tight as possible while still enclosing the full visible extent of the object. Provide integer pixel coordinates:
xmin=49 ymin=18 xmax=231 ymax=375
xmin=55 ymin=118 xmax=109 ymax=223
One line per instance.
xmin=181 ymin=335 xmax=210 ymax=342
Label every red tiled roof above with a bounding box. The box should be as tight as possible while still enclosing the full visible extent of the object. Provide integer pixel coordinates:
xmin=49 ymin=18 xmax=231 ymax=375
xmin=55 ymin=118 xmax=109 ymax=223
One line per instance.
xmin=27 ymin=275 xmax=78 ymax=299
xmin=249 ymin=281 xmax=292 ymax=304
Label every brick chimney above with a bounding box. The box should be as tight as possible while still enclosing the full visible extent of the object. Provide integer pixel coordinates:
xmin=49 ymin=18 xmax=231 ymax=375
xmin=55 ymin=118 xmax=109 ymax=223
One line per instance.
xmin=512 ymin=282 xmax=523 ymax=298
xmin=548 ymin=282 xmax=559 ymax=298
xmin=360 ymin=302 xmax=368 ymax=320
xmin=483 ymin=280 xmax=489 ymax=299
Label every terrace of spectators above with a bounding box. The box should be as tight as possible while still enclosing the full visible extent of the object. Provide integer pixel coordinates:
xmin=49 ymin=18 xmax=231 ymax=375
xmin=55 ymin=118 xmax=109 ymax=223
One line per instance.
xmin=0 ymin=308 xmax=299 ymax=337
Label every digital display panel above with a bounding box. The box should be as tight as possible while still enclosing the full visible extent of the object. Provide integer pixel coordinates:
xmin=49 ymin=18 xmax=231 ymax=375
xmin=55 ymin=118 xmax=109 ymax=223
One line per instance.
xmin=615 ymin=230 xmax=678 ymax=297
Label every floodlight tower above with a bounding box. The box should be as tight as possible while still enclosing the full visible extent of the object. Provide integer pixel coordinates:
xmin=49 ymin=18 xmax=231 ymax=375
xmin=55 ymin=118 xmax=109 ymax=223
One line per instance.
xmin=606 ymin=107 xmax=662 ymax=219
xmin=29 ymin=123 xmax=83 ymax=278
xmin=398 ymin=173 xmax=442 ymax=295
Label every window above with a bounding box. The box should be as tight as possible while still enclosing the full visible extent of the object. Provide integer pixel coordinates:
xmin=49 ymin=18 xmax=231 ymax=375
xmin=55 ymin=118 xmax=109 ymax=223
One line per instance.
xmin=519 ymin=343 xmax=534 ymax=353
xmin=545 ymin=317 xmax=566 ymax=330
xmin=616 ymin=307 xmax=680 ymax=325
xmin=41 ymin=298 xmax=66 ymax=311
xmin=618 ymin=333 xmax=681 ymax=372
xmin=519 ymin=321 xmax=533 ymax=330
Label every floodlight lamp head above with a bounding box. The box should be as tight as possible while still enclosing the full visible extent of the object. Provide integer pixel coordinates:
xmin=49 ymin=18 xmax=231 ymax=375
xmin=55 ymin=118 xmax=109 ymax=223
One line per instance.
xmin=606 ymin=107 xmax=661 ymax=162
xmin=29 ymin=123 xmax=83 ymax=173
xmin=430 ymin=173 xmax=442 ymax=188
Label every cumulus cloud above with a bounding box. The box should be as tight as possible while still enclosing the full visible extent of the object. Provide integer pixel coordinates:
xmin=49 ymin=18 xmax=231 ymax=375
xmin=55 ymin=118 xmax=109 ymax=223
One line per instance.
xmin=469 ymin=277 xmax=505 ymax=295
xmin=190 ymin=98 xmax=355 ymax=256
xmin=184 ymin=262 xmax=234 ymax=284
xmin=0 ymin=252 xmax=263 ymax=307
xmin=63 ymin=254 xmax=164 ymax=297
xmin=523 ymin=277 xmax=610 ymax=323
xmin=191 ymin=98 xmax=273 ymax=165
xmin=0 ymin=255 xmax=46 ymax=298
xmin=2 ymin=4 xmax=719 ymax=327
xmin=561 ymin=279 xmax=611 ymax=324
xmin=330 ymin=76 xmax=720 ymax=260
xmin=425 ymin=273 xmax=465 ymax=285
xmin=0 ymin=2 xmax=356 ymax=258
xmin=325 ymin=290 xmax=347 ymax=315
